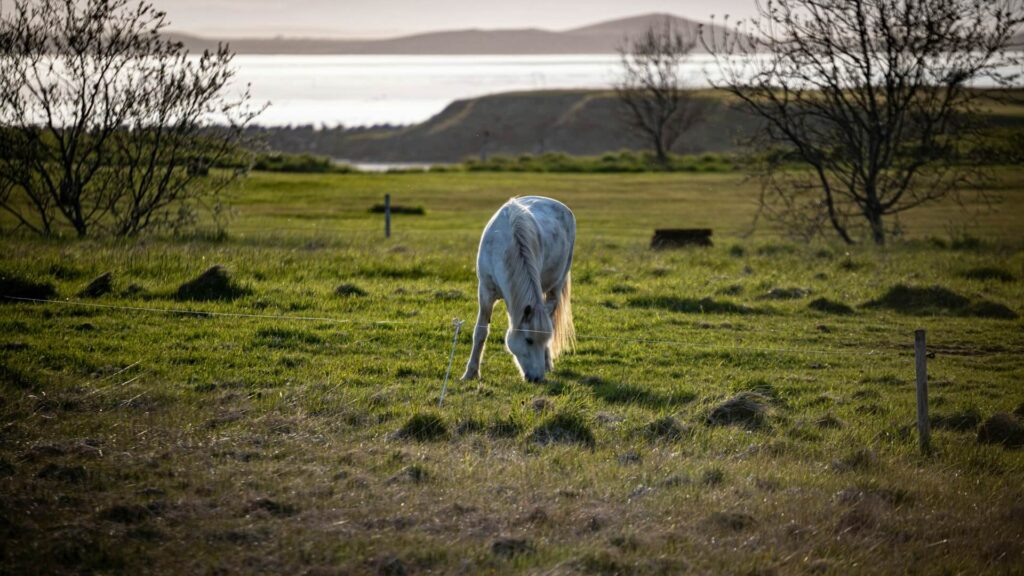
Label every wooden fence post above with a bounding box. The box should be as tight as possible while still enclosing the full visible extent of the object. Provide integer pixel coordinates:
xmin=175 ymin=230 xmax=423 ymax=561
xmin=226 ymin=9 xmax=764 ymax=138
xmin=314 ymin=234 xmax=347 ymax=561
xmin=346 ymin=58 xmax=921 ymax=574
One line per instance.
xmin=384 ymin=193 xmax=391 ymax=239
xmin=915 ymin=329 xmax=931 ymax=454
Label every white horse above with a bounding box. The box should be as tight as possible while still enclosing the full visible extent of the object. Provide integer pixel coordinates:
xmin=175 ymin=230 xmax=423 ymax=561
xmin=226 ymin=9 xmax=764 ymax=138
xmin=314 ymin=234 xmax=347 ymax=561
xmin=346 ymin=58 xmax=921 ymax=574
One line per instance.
xmin=462 ymin=196 xmax=576 ymax=382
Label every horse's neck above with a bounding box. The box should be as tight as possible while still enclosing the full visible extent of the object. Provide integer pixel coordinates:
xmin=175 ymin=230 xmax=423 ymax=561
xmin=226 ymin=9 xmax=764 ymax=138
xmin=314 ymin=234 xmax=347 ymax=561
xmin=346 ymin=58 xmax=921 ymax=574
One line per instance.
xmin=504 ymin=207 xmax=544 ymax=320
xmin=504 ymin=260 xmax=542 ymax=318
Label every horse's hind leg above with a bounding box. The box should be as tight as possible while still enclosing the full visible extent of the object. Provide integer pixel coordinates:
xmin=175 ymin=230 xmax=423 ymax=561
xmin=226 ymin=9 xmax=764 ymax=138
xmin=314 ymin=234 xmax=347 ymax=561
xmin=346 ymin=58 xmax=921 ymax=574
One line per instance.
xmin=462 ymin=285 xmax=496 ymax=380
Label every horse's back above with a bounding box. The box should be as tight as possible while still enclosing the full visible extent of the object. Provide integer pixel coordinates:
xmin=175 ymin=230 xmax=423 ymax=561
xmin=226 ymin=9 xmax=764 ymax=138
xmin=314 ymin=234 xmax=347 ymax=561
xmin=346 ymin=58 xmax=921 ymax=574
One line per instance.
xmin=513 ymin=196 xmax=575 ymax=234
xmin=476 ymin=197 xmax=574 ymax=294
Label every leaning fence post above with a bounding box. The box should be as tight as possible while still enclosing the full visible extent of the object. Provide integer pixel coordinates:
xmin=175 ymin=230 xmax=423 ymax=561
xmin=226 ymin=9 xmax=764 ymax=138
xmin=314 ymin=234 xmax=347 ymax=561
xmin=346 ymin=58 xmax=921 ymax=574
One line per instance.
xmin=915 ymin=329 xmax=931 ymax=454
xmin=384 ymin=193 xmax=391 ymax=238
xmin=438 ymin=319 xmax=464 ymax=407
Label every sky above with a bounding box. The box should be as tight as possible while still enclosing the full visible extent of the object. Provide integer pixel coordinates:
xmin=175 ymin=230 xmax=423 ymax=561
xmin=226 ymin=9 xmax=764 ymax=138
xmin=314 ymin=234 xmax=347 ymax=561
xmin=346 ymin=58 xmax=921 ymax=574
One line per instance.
xmin=150 ymin=0 xmax=761 ymax=38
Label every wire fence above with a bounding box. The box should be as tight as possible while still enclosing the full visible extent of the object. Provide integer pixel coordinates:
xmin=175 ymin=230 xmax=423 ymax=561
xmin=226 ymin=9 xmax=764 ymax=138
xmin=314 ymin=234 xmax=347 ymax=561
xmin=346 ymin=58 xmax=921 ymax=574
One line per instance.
xmin=5 ymin=290 xmax=1019 ymax=429
xmin=3 ymin=294 xmax=912 ymax=358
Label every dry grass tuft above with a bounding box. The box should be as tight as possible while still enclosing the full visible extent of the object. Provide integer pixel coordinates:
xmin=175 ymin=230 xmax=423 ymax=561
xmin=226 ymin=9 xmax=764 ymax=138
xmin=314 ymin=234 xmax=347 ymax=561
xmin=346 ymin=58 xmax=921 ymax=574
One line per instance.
xmin=706 ymin=392 xmax=771 ymax=429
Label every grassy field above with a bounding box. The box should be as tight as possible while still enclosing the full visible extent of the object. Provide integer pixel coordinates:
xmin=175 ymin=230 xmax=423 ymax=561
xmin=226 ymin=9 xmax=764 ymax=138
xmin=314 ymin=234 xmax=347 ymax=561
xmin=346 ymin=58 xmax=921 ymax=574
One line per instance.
xmin=1 ymin=170 xmax=1023 ymax=574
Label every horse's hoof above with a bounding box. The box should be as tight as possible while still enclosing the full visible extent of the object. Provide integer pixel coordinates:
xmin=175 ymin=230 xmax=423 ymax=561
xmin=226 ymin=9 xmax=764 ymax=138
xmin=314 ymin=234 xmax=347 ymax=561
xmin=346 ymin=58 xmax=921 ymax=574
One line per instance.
xmin=461 ymin=371 xmax=478 ymax=381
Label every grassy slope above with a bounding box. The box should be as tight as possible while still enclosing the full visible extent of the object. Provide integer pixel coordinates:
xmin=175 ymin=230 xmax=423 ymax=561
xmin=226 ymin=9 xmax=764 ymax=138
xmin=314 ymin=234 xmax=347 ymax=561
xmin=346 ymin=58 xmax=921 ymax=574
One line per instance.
xmin=1 ymin=170 xmax=1023 ymax=574
xmin=263 ymin=88 xmax=1024 ymax=163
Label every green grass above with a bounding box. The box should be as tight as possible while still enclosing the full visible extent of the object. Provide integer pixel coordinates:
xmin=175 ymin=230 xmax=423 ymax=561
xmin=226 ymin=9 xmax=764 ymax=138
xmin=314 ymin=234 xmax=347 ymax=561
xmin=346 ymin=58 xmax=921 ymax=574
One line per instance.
xmin=456 ymin=151 xmax=739 ymax=173
xmin=1 ymin=169 xmax=1023 ymax=574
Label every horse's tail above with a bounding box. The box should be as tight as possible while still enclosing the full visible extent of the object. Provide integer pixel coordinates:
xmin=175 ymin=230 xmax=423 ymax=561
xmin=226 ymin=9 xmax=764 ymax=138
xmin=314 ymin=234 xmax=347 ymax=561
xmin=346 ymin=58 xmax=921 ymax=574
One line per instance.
xmin=551 ymin=270 xmax=575 ymax=360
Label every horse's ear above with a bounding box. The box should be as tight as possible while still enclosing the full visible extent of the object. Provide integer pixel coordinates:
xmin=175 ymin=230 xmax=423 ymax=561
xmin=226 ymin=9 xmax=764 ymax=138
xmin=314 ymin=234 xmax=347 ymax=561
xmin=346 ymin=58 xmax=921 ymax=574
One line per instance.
xmin=521 ymin=305 xmax=533 ymax=325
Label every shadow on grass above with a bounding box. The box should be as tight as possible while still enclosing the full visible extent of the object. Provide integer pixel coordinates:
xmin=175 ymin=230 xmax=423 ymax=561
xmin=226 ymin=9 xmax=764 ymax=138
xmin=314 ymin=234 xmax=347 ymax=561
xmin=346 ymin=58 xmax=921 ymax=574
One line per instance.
xmin=963 ymin=266 xmax=1016 ymax=282
xmin=627 ymin=296 xmax=765 ymax=315
xmin=863 ymin=284 xmax=1017 ymax=319
xmin=0 ymin=274 xmax=57 ymax=302
xmin=580 ymin=376 xmax=696 ymax=408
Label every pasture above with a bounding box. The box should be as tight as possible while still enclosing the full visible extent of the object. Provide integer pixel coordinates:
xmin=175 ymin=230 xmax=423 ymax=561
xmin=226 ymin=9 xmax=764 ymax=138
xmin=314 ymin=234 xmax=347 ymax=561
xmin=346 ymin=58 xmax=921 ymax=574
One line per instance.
xmin=1 ymin=170 xmax=1023 ymax=574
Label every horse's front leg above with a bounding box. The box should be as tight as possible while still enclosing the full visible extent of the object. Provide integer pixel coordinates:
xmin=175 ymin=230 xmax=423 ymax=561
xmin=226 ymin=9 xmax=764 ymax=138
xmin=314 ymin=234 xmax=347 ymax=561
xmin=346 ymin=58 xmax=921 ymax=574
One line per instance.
xmin=544 ymin=288 xmax=559 ymax=370
xmin=462 ymin=286 xmax=496 ymax=380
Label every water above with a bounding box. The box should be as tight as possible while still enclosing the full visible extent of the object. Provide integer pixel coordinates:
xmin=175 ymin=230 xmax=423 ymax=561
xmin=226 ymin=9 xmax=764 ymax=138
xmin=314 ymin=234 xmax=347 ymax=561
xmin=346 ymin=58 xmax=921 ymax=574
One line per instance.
xmin=228 ymin=54 xmax=1021 ymax=128
xmin=231 ymin=54 xmax=630 ymax=127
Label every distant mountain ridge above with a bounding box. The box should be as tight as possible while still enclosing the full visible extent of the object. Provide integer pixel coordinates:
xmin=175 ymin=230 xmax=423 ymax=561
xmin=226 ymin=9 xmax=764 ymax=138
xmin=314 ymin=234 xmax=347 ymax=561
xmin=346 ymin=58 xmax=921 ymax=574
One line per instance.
xmin=168 ymin=13 xmax=735 ymax=55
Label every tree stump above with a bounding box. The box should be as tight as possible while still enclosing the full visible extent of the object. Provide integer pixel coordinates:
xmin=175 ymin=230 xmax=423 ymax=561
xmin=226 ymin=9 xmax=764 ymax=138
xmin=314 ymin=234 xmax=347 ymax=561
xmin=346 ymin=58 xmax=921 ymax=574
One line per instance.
xmin=650 ymin=229 xmax=713 ymax=249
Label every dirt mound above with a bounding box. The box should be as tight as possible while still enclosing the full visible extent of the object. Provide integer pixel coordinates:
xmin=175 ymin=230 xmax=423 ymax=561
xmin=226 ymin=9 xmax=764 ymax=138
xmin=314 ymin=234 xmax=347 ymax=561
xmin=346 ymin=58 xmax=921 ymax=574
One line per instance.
xmin=932 ymin=409 xmax=982 ymax=431
xmin=334 ymin=283 xmax=367 ymax=297
xmin=963 ymin=266 xmax=1016 ymax=282
xmin=0 ymin=274 xmax=57 ymax=302
xmin=394 ymin=412 xmax=449 ymax=441
xmin=808 ymin=297 xmax=854 ymax=315
xmin=705 ymin=511 xmax=757 ymax=531
xmin=706 ymin=392 xmax=770 ymax=429
xmin=864 ymin=284 xmax=1017 ymax=319
xmin=641 ymin=416 xmax=689 ymax=441
xmin=76 ymin=272 xmax=113 ymax=298
xmin=628 ymin=295 xmax=760 ymax=315
xmin=977 ymin=413 xmax=1024 ymax=448
xmin=491 ymin=537 xmax=534 ymax=558
xmin=528 ymin=412 xmax=595 ymax=447
xmin=762 ymin=287 xmax=809 ymax=300
xmin=175 ymin=266 xmax=249 ymax=301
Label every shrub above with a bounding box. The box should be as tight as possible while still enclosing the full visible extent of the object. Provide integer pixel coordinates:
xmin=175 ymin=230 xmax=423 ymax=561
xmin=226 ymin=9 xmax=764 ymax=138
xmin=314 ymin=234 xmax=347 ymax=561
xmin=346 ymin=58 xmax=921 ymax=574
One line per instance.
xmin=253 ymin=152 xmax=352 ymax=173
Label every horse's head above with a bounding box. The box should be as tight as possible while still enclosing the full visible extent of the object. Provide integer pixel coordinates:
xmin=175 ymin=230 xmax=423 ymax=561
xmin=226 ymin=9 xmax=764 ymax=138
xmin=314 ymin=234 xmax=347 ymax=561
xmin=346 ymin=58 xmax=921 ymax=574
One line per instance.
xmin=506 ymin=304 xmax=553 ymax=382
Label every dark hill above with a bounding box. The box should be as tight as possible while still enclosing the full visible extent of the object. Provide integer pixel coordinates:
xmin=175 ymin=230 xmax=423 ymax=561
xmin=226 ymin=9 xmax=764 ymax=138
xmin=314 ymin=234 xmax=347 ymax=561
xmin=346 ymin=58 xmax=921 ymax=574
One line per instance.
xmin=253 ymin=90 xmax=758 ymax=162
xmin=169 ymin=13 xmax=742 ymax=55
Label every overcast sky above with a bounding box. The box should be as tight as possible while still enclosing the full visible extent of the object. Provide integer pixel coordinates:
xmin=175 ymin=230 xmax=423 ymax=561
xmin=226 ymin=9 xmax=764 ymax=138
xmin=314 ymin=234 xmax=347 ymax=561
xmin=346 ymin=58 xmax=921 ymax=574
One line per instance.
xmin=150 ymin=0 xmax=760 ymax=38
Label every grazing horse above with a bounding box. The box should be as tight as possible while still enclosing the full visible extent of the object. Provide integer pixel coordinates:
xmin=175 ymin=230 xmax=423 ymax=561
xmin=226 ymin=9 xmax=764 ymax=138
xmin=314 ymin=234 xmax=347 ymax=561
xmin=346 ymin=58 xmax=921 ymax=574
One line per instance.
xmin=462 ymin=196 xmax=576 ymax=382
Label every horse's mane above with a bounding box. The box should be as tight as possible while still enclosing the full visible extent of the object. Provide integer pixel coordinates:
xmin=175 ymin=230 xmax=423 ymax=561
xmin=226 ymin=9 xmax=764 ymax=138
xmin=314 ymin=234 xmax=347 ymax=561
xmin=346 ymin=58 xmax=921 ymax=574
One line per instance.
xmin=504 ymin=199 xmax=544 ymax=324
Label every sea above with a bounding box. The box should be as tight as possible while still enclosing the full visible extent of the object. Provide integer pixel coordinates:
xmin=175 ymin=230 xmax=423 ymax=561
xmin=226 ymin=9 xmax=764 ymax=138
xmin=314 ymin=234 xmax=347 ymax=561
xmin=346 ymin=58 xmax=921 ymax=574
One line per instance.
xmin=228 ymin=53 xmax=1021 ymax=129
xmin=230 ymin=54 xmax=715 ymax=127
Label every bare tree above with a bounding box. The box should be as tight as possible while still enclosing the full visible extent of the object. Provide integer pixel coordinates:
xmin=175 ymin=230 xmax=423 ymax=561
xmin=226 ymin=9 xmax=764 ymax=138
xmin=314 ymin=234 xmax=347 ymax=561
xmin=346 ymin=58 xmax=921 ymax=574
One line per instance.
xmin=703 ymin=0 xmax=1023 ymax=245
xmin=0 ymin=0 xmax=261 ymax=238
xmin=616 ymin=19 xmax=709 ymax=167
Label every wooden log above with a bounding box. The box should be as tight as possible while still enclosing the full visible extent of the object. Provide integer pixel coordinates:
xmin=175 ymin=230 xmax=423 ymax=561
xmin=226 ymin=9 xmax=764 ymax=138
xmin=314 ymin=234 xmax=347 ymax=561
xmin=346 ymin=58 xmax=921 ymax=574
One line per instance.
xmin=650 ymin=228 xmax=713 ymax=249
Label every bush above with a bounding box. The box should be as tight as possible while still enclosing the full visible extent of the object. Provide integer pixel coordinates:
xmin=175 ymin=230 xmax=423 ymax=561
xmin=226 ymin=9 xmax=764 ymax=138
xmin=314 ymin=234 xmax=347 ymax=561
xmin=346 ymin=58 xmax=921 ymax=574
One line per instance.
xmin=461 ymin=151 xmax=737 ymax=173
xmin=253 ymin=153 xmax=353 ymax=173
